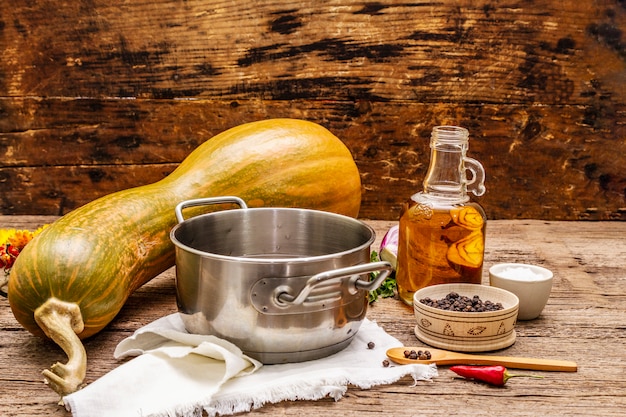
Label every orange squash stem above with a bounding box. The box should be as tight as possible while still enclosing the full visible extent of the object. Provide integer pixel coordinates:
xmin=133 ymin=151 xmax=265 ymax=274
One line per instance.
xmin=34 ymin=298 xmax=87 ymax=399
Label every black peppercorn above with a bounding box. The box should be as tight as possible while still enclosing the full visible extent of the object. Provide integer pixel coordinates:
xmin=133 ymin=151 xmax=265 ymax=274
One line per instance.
xmin=419 ymin=292 xmax=505 ymax=312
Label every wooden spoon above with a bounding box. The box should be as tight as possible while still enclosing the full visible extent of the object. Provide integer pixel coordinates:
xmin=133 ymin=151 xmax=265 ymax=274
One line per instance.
xmin=386 ymin=347 xmax=577 ymax=372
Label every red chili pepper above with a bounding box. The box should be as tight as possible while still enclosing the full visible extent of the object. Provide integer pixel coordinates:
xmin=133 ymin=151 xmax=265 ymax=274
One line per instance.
xmin=450 ymin=365 xmax=543 ymax=386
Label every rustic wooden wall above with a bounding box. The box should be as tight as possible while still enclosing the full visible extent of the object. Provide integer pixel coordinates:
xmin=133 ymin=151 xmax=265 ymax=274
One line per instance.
xmin=1 ymin=0 xmax=625 ymax=220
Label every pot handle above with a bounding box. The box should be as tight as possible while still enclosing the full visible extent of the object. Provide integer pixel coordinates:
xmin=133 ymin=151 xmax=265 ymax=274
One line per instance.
xmin=276 ymin=261 xmax=393 ymax=306
xmin=175 ymin=196 xmax=248 ymax=223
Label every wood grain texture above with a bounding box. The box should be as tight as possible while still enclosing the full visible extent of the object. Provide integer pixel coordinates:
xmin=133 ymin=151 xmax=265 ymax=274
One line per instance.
xmin=1 ymin=0 xmax=625 ymax=220
xmin=1 ymin=217 xmax=625 ymax=416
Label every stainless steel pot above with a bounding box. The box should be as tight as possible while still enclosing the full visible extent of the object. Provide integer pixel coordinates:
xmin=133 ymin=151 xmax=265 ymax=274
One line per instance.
xmin=170 ymin=197 xmax=392 ymax=364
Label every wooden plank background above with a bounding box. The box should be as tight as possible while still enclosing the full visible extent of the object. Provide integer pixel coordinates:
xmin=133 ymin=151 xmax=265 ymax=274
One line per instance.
xmin=1 ymin=0 xmax=625 ymax=220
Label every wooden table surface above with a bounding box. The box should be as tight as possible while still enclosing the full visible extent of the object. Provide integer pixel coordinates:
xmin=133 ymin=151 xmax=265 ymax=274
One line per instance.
xmin=2 ymin=216 xmax=625 ymax=416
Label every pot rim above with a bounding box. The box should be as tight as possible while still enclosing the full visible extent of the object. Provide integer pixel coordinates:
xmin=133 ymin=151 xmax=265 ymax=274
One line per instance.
xmin=170 ymin=206 xmax=376 ymax=264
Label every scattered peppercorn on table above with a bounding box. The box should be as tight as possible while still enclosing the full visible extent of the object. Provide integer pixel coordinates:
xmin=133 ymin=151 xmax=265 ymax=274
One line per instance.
xmin=1 ymin=216 xmax=625 ymax=416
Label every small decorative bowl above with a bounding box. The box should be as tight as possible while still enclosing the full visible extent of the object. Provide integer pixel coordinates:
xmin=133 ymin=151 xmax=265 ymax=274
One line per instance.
xmin=413 ymin=283 xmax=519 ymax=352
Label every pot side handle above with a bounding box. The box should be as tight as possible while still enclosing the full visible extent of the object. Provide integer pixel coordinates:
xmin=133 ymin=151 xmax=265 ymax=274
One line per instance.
xmin=277 ymin=261 xmax=393 ymax=306
xmin=174 ymin=196 xmax=248 ymax=223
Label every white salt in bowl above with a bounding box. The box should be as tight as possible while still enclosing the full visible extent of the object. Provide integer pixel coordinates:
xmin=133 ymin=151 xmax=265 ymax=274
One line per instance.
xmin=489 ymin=263 xmax=553 ymax=320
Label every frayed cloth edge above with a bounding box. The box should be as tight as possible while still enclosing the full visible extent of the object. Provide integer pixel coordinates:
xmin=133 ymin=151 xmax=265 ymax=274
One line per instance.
xmin=202 ymin=364 xmax=438 ymax=417
xmin=141 ymin=364 xmax=437 ymax=417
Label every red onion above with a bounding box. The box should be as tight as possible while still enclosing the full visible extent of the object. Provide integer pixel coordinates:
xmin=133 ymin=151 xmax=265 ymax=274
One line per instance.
xmin=379 ymin=224 xmax=399 ymax=269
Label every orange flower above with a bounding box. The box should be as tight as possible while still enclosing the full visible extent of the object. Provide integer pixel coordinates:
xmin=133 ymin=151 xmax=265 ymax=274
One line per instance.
xmin=1 ymin=225 xmax=48 ymax=274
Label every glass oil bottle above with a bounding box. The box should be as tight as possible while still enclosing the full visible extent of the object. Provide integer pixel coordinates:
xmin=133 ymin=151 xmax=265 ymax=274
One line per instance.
xmin=395 ymin=126 xmax=486 ymax=306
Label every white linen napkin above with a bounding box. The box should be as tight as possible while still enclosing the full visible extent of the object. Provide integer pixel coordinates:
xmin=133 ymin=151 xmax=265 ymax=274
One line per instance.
xmin=64 ymin=314 xmax=437 ymax=417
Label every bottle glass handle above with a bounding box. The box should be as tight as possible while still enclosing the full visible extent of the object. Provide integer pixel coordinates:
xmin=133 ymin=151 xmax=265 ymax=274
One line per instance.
xmin=463 ymin=157 xmax=486 ymax=197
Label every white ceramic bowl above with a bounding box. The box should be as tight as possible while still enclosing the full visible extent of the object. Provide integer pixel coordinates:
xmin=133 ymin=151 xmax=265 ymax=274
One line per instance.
xmin=489 ymin=263 xmax=553 ymax=320
xmin=413 ymin=283 xmax=519 ymax=352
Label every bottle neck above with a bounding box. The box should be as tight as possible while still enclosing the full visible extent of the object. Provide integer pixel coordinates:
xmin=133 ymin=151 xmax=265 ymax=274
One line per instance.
xmin=421 ymin=126 xmax=471 ymax=204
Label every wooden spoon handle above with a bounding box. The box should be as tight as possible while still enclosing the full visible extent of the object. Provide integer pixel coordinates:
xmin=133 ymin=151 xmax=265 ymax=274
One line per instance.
xmin=439 ymin=354 xmax=578 ymax=372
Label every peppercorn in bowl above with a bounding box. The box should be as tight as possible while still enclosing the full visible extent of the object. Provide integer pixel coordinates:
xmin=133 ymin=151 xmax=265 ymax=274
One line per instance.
xmin=413 ymin=283 xmax=519 ymax=352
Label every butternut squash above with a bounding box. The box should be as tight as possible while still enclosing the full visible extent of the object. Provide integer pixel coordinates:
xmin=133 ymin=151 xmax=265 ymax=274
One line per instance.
xmin=7 ymin=118 xmax=361 ymax=397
